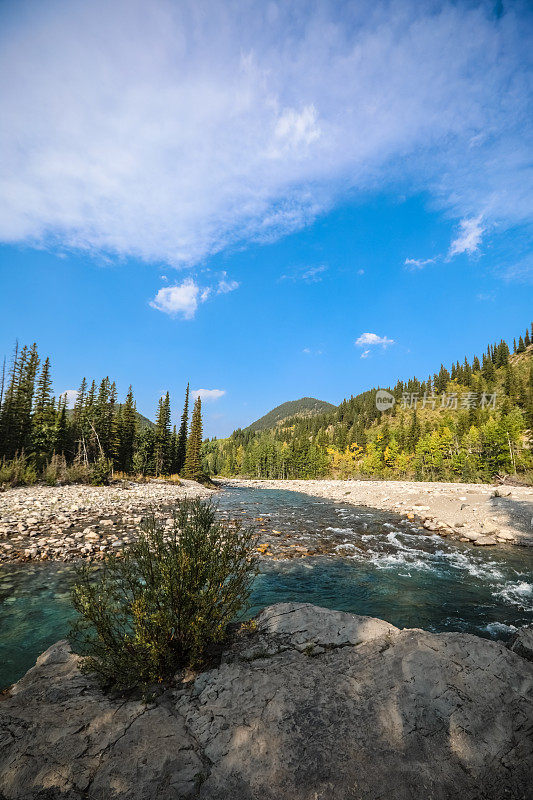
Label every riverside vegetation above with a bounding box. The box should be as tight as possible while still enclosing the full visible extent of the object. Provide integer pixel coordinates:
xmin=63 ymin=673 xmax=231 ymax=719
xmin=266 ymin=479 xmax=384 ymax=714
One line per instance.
xmin=0 ymin=346 xmax=208 ymax=486
xmin=203 ymin=324 xmax=533 ymax=483
xmin=2 ymin=325 xmax=532 ymax=490
xmin=69 ymin=498 xmax=258 ymax=690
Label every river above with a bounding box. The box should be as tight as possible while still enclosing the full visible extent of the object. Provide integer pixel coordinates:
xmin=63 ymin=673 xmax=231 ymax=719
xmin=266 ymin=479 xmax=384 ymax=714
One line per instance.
xmin=1 ymin=485 xmax=532 ymax=689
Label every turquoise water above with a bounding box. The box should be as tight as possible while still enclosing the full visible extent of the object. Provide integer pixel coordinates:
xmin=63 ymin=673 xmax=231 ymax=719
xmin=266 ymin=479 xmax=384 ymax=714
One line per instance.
xmin=1 ymin=486 xmax=532 ymax=689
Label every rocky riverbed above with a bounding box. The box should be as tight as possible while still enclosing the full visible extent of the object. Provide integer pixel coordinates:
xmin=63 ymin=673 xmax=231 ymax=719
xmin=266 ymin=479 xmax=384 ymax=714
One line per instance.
xmin=1 ymin=477 xmax=533 ymax=564
xmin=226 ymin=478 xmax=533 ymax=548
xmin=0 ymin=480 xmax=213 ymax=563
xmin=1 ymin=602 xmax=532 ymax=800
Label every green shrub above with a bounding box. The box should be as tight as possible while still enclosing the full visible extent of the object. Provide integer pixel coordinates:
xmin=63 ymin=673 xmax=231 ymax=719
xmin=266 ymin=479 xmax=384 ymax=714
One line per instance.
xmin=44 ymin=453 xmax=67 ymax=485
xmin=70 ymin=498 xmax=258 ymax=690
xmin=89 ymin=455 xmax=113 ymax=485
xmin=0 ymin=453 xmax=37 ymax=487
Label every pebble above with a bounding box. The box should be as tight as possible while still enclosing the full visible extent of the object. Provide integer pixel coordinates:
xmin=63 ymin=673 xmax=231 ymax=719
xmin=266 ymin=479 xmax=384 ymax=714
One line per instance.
xmin=0 ymin=481 xmax=212 ymax=563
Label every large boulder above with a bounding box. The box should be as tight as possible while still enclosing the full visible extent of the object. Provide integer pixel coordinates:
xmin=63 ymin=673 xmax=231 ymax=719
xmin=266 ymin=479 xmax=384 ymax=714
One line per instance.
xmin=1 ymin=602 xmax=532 ymax=800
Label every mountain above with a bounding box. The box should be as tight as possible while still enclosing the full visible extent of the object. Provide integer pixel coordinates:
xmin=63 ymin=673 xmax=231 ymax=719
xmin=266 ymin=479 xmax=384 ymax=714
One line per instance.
xmin=245 ymin=397 xmax=337 ymax=433
xmin=203 ymin=324 xmax=533 ymax=482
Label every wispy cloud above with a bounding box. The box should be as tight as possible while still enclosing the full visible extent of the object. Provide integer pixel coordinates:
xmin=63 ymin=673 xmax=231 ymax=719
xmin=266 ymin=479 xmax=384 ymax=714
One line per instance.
xmin=280 ymin=264 xmax=328 ymax=283
xmin=191 ymin=388 xmax=226 ymax=401
xmin=355 ymin=333 xmax=395 ymax=348
xmin=216 ymin=273 xmax=240 ymax=294
xmin=448 ymin=215 xmax=485 ymax=258
xmin=404 ymin=257 xmax=436 ymax=270
xmin=360 ymin=349 xmax=371 ymax=359
xmin=0 ymin=0 xmax=531 ymax=266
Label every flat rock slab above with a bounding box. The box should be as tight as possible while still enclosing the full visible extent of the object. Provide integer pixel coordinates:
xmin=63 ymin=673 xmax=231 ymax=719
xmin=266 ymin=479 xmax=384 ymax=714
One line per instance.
xmin=1 ymin=603 xmax=533 ymax=800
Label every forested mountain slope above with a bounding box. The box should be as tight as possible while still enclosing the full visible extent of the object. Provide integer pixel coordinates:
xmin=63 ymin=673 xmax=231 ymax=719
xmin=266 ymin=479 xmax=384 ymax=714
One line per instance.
xmin=203 ymin=325 xmax=533 ymax=483
xmin=246 ymin=397 xmax=336 ymax=433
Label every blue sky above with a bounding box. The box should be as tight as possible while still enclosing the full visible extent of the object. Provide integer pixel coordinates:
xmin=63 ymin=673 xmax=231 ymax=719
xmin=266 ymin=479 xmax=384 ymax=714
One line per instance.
xmin=0 ymin=0 xmax=532 ymax=437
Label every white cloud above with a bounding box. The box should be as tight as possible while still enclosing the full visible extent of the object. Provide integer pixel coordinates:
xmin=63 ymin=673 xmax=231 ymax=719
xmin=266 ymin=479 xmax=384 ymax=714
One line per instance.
xmin=149 ymin=278 xmax=199 ymax=319
xmin=360 ymin=350 xmax=371 ymax=359
xmin=357 ymin=269 xmax=365 ymax=276
xmin=61 ymin=389 xmax=78 ymax=408
xmin=280 ymin=264 xmax=327 ymax=283
xmin=448 ymin=215 xmax=485 ymax=258
xmin=404 ymin=257 xmax=436 ymax=270
xmin=272 ymin=105 xmax=321 ymax=155
xmin=301 ymin=265 xmax=327 ymax=282
xmin=217 ymin=274 xmax=240 ymax=294
xmin=355 ymin=333 xmax=395 ymax=348
xmin=150 ymin=272 xmax=239 ymax=318
xmin=191 ymin=388 xmax=226 ymax=401
xmin=0 ymin=1 xmax=531 ymax=266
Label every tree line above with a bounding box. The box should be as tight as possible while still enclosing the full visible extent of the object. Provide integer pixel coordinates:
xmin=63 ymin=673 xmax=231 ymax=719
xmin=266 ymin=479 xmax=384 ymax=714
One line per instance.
xmin=203 ymin=323 xmax=533 ymax=483
xmin=0 ymin=343 xmax=207 ymax=485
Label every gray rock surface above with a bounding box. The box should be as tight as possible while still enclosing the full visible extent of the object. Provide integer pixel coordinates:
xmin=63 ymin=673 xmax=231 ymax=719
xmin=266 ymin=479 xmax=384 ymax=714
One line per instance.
xmin=1 ymin=602 xmax=533 ymax=800
xmin=508 ymin=625 xmax=533 ymax=662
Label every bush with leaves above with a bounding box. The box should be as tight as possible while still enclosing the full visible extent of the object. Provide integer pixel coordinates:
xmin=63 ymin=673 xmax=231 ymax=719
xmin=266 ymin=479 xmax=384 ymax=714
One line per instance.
xmin=70 ymin=498 xmax=258 ymax=690
xmin=89 ymin=455 xmax=113 ymax=485
xmin=0 ymin=453 xmax=37 ymax=487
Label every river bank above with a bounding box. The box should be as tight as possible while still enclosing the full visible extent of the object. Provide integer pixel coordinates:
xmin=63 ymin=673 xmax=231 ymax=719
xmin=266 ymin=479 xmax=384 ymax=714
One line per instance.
xmin=225 ymin=478 xmax=533 ymax=548
xmin=0 ymin=480 xmax=213 ymax=563
xmin=1 ymin=602 xmax=532 ymax=800
xmin=1 ymin=477 xmax=533 ymax=564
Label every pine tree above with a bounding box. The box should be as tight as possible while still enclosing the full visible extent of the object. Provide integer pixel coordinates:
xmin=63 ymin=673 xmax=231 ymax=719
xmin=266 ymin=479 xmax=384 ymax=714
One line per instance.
xmin=32 ymin=357 xmax=56 ymax=464
xmin=153 ymin=392 xmax=171 ymax=475
xmin=517 ymin=336 xmax=526 ymax=353
xmin=170 ymin=425 xmax=178 ymax=473
xmin=183 ymin=396 xmax=207 ymax=482
xmin=55 ymin=394 xmax=69 ymax=455
xmin=14 ymin=343 xmax=40 ymax=456
xmin=525 ymin=328 xmax=531 ymax=347
xmin=0 ymin=341 xmax=20 ymax=458
xmin=73 ymin=377 xmax=87 ymax=424
xmin=175 ymin=383 xmax=189 ymax=474
xmin=117 ymin=386 xmax=137 ymax=473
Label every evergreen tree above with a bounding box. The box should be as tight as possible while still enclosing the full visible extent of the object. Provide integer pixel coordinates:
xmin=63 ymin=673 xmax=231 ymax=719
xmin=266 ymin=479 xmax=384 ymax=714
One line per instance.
xmin=55 ymin=394 xmax=69 ymax=455
xmin=0 ymin=342 xmax=20 ymax=458
xmin=73 ymin=377 xmax=87 ymax=424
xmin=153 ymin=392 xmax=171 ymax=475
xmin=31 ymin=357 xmax=56 ymax=464
xmin=183 ymin=396 xmax=206 ymax=482
xmin=517 ymin=336 xmax=526 ymax=353
xmin=117 ymin=386 xmax=137 ymax=472
xmin=175 ymin=383 xmax=189 ymax=474
xmin=170 ymin=425 xmax=178 ymax=473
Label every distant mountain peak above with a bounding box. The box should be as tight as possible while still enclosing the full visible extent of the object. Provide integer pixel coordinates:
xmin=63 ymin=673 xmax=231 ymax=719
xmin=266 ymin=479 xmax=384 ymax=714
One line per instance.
xmin=246 ymin=397 xmax=336 ymax=432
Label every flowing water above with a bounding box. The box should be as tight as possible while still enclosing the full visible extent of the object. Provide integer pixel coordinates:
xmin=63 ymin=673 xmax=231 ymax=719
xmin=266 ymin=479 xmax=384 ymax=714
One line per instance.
xmin=1 ymin=485 xmax=532 ymax=689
